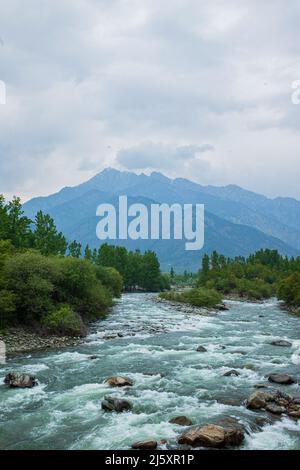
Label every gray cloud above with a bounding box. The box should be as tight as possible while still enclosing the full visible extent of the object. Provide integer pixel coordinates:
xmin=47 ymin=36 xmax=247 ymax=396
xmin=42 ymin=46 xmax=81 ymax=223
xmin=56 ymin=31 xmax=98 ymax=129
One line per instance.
xmin=117 ymin=142 xmax=214 ymax=171
xmin=0 ymin=0 xmax=300 ymax=200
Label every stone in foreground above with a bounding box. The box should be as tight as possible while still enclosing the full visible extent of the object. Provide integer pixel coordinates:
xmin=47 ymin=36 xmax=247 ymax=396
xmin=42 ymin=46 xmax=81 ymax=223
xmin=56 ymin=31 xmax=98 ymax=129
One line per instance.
xmin=169 ymin=416 xmax=192 ymax=426
xmin=131 ymin=440 xmax=157 ymax=450
xmin=196 ymin=346 xmax=207 ymax=352
xmin=178 ymin=422 xmax=244 ymax=448
xmin=101 ymin=395 xmax=133 ymax=412
xmin=4 ymin=372 xmax=38 ymax=389
xmin=104 ymin=376 xmax=133 ymax=387
xmin=268 ymin=374 xmax=295 ymax=385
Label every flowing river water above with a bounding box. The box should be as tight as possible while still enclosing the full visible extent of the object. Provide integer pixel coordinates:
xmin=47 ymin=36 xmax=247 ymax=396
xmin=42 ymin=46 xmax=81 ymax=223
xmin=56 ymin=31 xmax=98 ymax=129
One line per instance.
xmin=1 ymin=293 xmax=300 ymax=450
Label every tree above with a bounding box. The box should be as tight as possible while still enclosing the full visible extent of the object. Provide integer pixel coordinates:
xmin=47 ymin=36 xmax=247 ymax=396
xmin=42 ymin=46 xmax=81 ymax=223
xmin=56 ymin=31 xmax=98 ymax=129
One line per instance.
xmin=0 ymin=195 xmax=32 ymax=248
xmin=68 ymin=240 xmax=82 ymax=258
xmin=199 ymin=254 xmax=210 ymax=284
xmin=33 ymin=211 xmax=67 ymax=256
xmin=84 ymin=244 xmax=92 ymax=261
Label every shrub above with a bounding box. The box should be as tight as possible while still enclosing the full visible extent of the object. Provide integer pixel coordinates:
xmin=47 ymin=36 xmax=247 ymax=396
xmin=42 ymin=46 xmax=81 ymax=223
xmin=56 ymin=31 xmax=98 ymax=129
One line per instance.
xmin=95 ymin=266 xmax=123 ymax=297
xmin=42 ymin=305 xmax=86 ymax=337
xmin=278 ymin=273 xmax=300 ymax=307
xmin=160 ymin=287 xmax=222 ymax=308
xmin=4 ymin=251 xmax=60 ymax=322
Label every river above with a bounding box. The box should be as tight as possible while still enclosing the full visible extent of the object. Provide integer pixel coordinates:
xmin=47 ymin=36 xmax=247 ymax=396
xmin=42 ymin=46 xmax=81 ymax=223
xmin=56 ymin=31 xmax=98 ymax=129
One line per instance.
xmin=1 ymin=293 xmax=300 ymax=450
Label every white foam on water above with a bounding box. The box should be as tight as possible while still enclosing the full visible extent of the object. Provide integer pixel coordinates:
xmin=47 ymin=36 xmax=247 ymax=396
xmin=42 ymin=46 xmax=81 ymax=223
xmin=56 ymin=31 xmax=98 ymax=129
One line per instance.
xmin=244 ymin=417 xmax=300 ymax=450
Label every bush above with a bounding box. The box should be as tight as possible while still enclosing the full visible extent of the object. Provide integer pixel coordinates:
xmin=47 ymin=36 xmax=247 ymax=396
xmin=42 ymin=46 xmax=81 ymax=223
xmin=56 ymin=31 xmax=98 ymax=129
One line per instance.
xmin=56 ymin=257 xmax=113 ymax=319
xmin=95 ymin=266 xmax=123 ymax=297
xmin=42 ymin=305 xmax=86 ymax=337
xmin=4 ymin=251 xmax=60 ymax=322
xmin=160 ymin=287 xmax=222 ymax=308
xmin=278 ymin=273 xmax=300 ymax=307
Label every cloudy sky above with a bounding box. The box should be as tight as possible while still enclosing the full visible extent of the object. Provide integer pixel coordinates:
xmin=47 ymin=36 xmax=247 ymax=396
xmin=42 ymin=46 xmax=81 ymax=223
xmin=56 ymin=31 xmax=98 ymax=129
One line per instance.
xmin=1 ymin=0 xmax=300 ymax=201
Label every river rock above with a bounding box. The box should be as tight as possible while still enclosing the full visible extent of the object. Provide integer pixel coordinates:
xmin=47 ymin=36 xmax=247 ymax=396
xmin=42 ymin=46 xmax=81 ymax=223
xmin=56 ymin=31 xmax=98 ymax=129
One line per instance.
xmin=217 ymin=418 xmax=245 ymax=446
xmin=265 ymin=404 xmax=286 ymax=415
xmin=104 ymin=376 xmax=133 ymax=387
xmin=196 ymin=346 xmax=207 ymax=352
xmin=246 ymin=391 xmax=274 ymax=410
xmin=268 ymin=374 xmax=295 ymax=385
xmin=131 ymin=440 xmax=157 ymax=450
xmin=4 ymin=372 xmax=38 ymax=388
xmin=270 ymin=340 xmax=292 ymax=347
xmin=223 ymin=369 xmax=240 ymax=377
xmin=169 ymin=416 xmax=192 ymax=426
xmin=101 ymin=395 xmax=133 ymax=412
xmin=178 ymin=424 xmax=226 ymax=448
xmin=89 ymin=355 xmax=98 ymax=360
xmin=178 ymin=422 xmax=244 ymax=448
xmin=216 ymin=304 xmax=229 ymax=311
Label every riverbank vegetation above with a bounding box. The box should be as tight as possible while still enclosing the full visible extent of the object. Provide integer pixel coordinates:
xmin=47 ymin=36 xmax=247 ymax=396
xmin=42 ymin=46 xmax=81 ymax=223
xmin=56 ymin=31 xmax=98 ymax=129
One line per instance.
xmin=160 ymin=287 xmax=223 ymax=308
xmin=0 ymin=195 xmax=169 ymax=335
xmin=162 ymin=249 xmax=300 ymax=310
xmin=198 ymin=250 xmax=300 ymax=307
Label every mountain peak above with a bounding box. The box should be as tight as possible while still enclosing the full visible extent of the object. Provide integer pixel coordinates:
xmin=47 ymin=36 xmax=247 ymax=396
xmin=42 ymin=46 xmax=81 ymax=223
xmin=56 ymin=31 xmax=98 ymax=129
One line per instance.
xmin=150 ymin=171 xmax=171 ymax=182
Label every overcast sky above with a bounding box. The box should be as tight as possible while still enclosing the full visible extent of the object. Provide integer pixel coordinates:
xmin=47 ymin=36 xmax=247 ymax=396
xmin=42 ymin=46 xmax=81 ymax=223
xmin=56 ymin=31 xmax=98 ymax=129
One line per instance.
xmin=1 ymin=0 xmax=300 ymax=202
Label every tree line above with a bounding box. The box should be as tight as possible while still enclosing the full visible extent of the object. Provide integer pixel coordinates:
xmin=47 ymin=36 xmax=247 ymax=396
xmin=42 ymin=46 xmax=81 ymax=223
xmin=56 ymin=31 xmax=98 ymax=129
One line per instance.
xmin=198 ymin=249 xmax=300 ymax=309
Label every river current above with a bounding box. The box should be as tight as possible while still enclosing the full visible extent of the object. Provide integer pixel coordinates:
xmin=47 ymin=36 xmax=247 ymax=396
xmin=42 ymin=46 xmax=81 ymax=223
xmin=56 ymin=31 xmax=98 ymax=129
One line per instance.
xmin=1 ymin=294 xmax=300 ymax=450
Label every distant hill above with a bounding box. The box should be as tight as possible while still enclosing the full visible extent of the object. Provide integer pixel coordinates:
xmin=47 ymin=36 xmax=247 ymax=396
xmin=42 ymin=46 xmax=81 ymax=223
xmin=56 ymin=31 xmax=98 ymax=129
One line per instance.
xmin=23 ymin=168 xmax=300 ymax=272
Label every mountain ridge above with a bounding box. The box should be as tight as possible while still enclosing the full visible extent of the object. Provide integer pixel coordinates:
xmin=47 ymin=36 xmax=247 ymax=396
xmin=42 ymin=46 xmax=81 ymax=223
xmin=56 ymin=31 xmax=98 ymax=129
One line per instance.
xmin=23 ymin=168 xmax=300 ymax=271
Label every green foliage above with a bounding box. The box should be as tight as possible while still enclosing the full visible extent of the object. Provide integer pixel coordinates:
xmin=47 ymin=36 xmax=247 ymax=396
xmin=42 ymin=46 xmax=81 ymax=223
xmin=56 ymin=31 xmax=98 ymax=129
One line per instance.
xmin=42 ymin=305 xmax=86 ymax=337
xmin=95 ymin=266 xmax=123 ymax=297
xmin=0 ymin=196 xmax=32 ymax=248
xmin=160 ymin=287 xmax=222 ymax=308
xmin=278 ymin=272 xmax=300 ymax=307
xmin=198 ymin=249 xmax=300 ymax=301
xmin=68 ymin=240 xmax=82 ymax=258
xmin=54 ymin=256 xmax=112 ymax=320
xmin=33 ymin=211 xmax=67 ymax=256
xmin=4 ymin=251 xmax=60 ymax=322
xmin=96 ymin=244 xmax=168 ymax=291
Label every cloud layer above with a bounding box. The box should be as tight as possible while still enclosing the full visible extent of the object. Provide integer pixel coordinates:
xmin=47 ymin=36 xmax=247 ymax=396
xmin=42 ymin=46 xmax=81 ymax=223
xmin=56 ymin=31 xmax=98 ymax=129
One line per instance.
xmin=0 ymin=0 xmax=300 ymax=200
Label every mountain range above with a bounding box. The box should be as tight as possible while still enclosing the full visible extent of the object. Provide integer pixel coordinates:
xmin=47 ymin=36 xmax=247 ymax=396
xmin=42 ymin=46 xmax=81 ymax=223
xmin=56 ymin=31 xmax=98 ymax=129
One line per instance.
xmin=23 ymin=168 xmax=300 ymax=272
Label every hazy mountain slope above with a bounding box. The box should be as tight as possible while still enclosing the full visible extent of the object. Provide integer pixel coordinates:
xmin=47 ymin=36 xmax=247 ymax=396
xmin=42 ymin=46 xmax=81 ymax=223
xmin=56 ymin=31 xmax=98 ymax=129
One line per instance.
xmin=23 ymin=168 xmax=299 ymax=271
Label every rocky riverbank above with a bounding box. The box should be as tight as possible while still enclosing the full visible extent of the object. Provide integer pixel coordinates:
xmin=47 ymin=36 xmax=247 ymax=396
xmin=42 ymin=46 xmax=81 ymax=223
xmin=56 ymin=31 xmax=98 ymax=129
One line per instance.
xmin=0 ymin=327 xmax=83 ymax=357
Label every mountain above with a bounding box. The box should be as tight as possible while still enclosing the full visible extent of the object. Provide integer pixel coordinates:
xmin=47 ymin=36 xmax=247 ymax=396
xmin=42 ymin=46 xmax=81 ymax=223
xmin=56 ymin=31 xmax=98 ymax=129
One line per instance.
xmin=23 ymin=168 xmax=300 ymax=272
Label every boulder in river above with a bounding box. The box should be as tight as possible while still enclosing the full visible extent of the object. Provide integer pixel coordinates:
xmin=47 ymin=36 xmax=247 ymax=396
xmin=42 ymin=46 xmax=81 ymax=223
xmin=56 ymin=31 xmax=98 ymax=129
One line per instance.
xmin=196 ymin=346 xmax=207 ymax=352
xmin=268 ymin=374 xmax=295 ymax=385
xmin=216 ymin=418 xmax=245 ymax=446
xmin=131 ymin=440 xmax=157 ymax=450
xmin=270 ymin=340 xmax=292 ymax=347
xmin=216 ymin=304 xmax=229 ymax=311
xmin=104 ymin=376 xmax=133 ymax=387
xmin=223 ymin=369 xmax=240 ymax=377
xmin=101 ymin=395 xmax=133 ymax=412
xmin=246 ymin=391 xmax=274 ymax=410
xmin=178 ymin=421 xmax=244 ymax=448
xmin=89 ymin=355 xmax=98 ymax=360
xmin=4 ymin=372 xmax=38 ymax=389
xmin=169 ymin=416 xmax=193 ymax=426
xmin=265 ymin=404 xmax=286 ymax=415
xmin=178 ymin=424 xmax=226 ymax=448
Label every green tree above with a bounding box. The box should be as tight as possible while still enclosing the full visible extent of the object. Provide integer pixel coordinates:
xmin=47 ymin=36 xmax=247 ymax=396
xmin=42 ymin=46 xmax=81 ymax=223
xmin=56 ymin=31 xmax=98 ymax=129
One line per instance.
xmin=68 ymin=240 xmax=82 ymax=258
xmin=33 ymin=211 xmax=67 ymax=256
